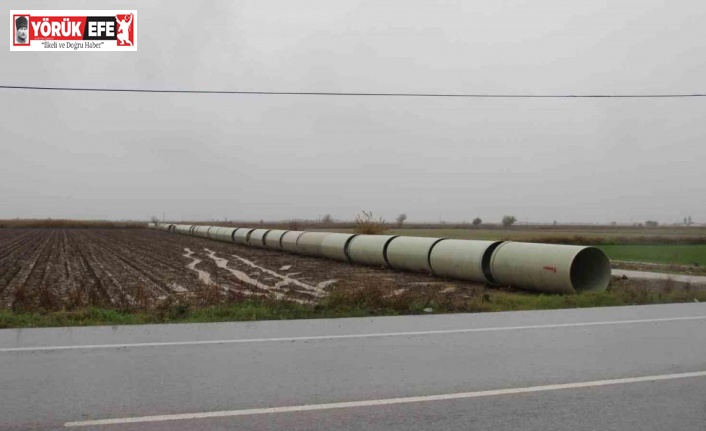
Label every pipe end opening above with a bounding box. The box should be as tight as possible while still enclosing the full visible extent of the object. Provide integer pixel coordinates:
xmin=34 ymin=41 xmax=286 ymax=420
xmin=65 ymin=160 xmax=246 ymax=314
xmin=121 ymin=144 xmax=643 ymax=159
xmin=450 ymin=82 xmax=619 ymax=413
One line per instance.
xmin=570 ymin=247 xmax=612 ymax=292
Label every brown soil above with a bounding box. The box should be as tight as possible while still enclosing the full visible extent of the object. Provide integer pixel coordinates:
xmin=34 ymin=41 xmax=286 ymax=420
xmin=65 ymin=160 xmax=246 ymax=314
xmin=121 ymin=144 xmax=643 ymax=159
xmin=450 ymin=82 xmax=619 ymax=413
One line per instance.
xmin=0 ymin=229 xmax=489 ymax=311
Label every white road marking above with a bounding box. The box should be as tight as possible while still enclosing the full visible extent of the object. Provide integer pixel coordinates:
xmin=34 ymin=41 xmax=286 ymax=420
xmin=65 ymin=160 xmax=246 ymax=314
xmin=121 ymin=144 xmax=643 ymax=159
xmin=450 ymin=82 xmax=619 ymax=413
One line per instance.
xmin=64 ymin=370 xmax=706 ymax=427
xmin=2 ymin=315 xmax=706 ymax=353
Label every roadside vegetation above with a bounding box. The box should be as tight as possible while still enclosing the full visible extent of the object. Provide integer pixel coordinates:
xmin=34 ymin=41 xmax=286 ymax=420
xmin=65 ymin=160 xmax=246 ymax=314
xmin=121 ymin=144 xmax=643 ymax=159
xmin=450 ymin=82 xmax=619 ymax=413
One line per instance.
xmin=353 ymin=211 xmax=388 ymax=235
xmin=1 ymin=278 xmax=704 ymax=329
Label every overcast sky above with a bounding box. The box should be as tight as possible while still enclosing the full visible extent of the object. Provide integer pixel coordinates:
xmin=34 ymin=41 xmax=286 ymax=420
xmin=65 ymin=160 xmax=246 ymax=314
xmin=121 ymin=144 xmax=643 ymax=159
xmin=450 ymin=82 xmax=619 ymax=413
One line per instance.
xmin=2 ymin=0 xmax=705 ymax=224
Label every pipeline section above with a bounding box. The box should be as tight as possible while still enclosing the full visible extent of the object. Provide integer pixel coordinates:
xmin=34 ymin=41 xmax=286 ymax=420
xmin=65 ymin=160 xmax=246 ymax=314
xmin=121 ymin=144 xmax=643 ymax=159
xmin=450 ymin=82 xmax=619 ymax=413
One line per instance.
xmin=149 ymin=223 xmax=611 ymax=294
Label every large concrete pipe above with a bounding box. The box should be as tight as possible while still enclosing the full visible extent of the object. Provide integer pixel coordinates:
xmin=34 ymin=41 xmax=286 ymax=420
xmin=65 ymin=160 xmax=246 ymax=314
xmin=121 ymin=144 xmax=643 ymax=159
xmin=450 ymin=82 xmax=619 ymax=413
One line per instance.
xmin=321 ymin=233 xmax=358 ymax=262
xmin=193 ymin=226 xmax=212 ymax=238
xmin=234 ymin=228 xmax=255 ymax=245
xmin=248 ymin=229 xmax=271 ymax=248
xmin=208 ymin=227 xmax=225 ymax=240
xmin=175 ymin=225 xmax=191 ymax=235
xmin=155 ymin=225 xmax=614 ymax=294
xmin=386 ymin=236 xmax=446 ymax=274
xmin=296 ymin=232 xmax=331 ymax=257
xmin=281 ymin=231 xmax=305 ymax=253
xmin=429 ymin=240 xmax=504 ymax=284
xmin=347 ymin=235 xmax=398 ymax=267
xmin=489 ymin=242 xmax=611 ymax=294
xmin=214 ymin=227 xmax=237 ymax=242
xmin=208 ymin=227 xmax=225 ymax=241
xmin=264 ymin=230 xmax=288 ymax=250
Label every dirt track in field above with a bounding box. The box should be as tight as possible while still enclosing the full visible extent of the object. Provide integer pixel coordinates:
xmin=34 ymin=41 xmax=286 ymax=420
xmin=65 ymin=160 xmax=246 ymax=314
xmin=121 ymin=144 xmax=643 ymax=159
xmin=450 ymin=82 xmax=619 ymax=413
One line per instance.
xmin=0 ymin=229 xmax=486 ymax=311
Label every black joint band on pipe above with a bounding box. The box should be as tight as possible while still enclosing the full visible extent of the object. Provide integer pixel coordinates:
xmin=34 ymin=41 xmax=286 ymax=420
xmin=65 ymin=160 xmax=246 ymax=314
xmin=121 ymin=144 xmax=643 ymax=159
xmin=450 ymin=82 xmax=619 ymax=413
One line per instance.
xmin=294 ymin=232 xmax=306 ymax=247
xmin=342 ymin=234 xmax=359 ymax=263
xmin=382 ymin=236 xmax=399 ymax=267
xmin=231 ymin=228 xmax=239 ymax=242
xmin=279 ymin=231 xmax=289 ymax=249
xmin=427 ymin=238 xmax=448 ymax=276
xmin=259 ymin=230 xmax=271 ymax=246
xmin=481 ymin=241 xmax=504 ymax=285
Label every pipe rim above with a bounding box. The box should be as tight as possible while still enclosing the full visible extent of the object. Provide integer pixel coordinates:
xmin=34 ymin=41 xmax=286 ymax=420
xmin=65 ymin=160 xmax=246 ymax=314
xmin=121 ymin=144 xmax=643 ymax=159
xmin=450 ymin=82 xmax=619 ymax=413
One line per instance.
xmin=342 ymin=234 xmax=358 ymax=262
xmin=569 ymin=247 xmax=612 ymax=292
xmin=481 ymin=241 xmax=505 ymax=285
xmin=251 ymin=229 xmax=271 ymax=246
xmin=425 ymin=238 xmax=448 ymax=275
xmin=381 ymin=235 xmax=399 ymax=267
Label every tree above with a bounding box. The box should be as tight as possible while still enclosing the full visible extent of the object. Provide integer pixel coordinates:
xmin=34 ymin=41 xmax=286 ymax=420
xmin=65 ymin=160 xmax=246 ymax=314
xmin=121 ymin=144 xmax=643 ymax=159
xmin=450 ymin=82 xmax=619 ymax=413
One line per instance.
xmin=322 ymin=214 xmax=334 ymax=224
xmin=472 ymin=217 xmax=482 ymax=226
xmin=396 ymin=213 xmax=407 ymax=228
xmin=645 ymin=220 xmax=659 ymax=227
xmin=688 ymin=216 xmax=693 ymax=225
xmin=502 ymin=215 xmax=517 ymax=228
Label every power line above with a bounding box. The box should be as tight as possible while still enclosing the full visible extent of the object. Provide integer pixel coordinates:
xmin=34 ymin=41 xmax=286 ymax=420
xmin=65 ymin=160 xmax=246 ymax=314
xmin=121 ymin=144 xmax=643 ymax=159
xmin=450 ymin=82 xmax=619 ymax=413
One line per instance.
xmin=1 ymin=85 xmax=705 ymax=98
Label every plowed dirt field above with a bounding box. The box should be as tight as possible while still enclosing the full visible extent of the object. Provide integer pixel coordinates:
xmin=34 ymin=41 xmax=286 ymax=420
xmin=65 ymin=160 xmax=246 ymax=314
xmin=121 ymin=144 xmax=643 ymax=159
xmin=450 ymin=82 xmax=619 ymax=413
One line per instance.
xmin=0 ymin=229 xmax=485 ymax=311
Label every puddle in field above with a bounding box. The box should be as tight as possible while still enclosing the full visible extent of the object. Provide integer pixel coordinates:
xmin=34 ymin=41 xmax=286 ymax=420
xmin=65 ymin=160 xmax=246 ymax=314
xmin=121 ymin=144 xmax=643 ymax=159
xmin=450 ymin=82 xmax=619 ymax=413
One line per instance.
xmin=228 ymin=253 xmax=332 ymax=296
xmin=170 ymin=283 xmax=189 ymax=293
xmin=202 ymin=249 xmax=336 ymax=301
xmin=183 ymin=248 xmax=213 ymax=285
xmin=204 ymin=249 xmax=307 ymax=303
xmin=279 ymin=265 xmax=292 ymax=271
xmin=316 ymin=280 xmax=339 ymax=289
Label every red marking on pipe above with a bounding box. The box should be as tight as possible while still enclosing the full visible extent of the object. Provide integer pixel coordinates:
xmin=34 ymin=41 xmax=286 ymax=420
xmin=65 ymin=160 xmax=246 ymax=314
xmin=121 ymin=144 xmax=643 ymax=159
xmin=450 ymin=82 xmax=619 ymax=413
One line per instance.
xmin=543 ymin=266 xmax=557 ymax=273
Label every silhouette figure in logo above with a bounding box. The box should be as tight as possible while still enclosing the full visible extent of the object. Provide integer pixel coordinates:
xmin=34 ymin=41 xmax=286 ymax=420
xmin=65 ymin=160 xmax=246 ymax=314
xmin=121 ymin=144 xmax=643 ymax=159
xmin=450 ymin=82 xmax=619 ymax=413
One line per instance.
xmin=15 ymin=16 xmax=29 ymax=44
xmin=116 ymin=14 xmax=133 ymax=46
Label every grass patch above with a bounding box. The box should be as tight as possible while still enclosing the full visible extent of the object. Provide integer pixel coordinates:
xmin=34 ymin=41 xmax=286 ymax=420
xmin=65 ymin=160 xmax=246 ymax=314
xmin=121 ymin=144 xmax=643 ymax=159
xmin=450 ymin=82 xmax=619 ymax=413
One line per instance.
xmin=1 ymin=279 xmax=704 ymax=329
xmin=598 ymin=245 xmax=706 ymax=266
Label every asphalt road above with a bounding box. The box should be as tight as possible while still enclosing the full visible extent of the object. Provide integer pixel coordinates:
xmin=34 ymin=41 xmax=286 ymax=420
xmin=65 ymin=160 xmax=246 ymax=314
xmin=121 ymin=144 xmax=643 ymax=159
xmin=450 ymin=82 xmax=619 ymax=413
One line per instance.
xmin=1 ymin=303 xmax=705 ymax=430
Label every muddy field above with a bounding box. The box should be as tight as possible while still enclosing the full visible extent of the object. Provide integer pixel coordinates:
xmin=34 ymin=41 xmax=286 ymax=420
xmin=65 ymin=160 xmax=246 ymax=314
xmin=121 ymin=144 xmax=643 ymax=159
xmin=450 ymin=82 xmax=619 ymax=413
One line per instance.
xmin=0 ymin=229 xmax=487 ymax=311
